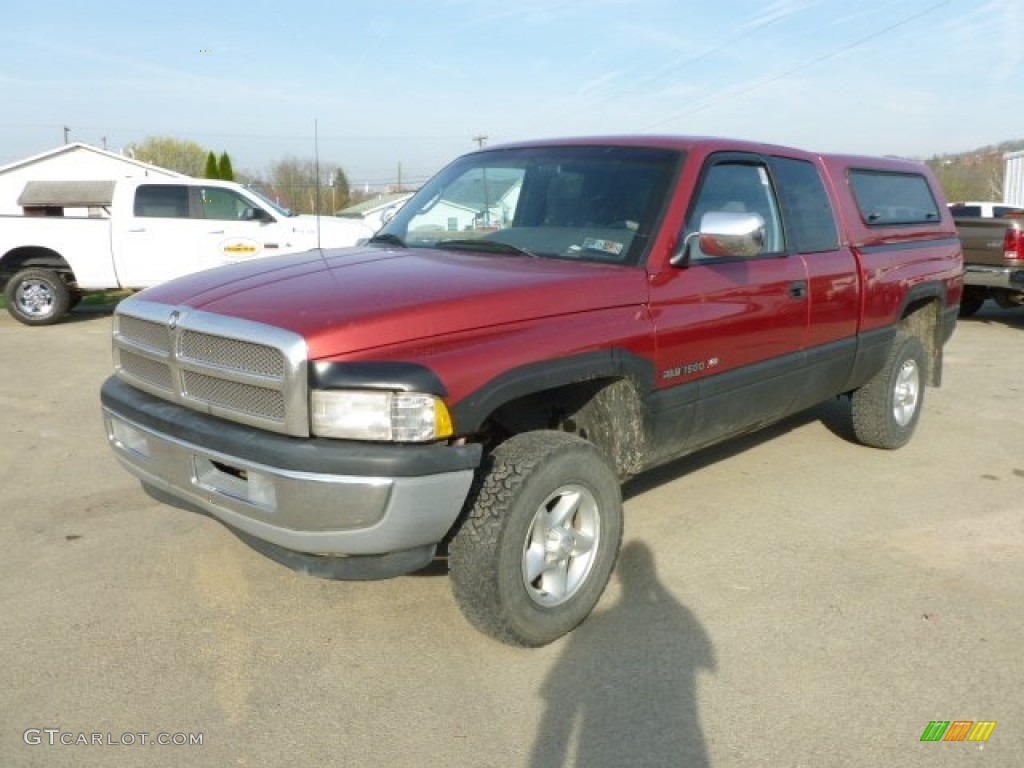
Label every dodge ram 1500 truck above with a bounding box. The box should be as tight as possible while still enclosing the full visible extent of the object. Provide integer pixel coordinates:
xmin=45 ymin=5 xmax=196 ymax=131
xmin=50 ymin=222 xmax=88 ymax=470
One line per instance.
xmin=101 ymin=136 xmax=963 ymax=646
xmin=0 ymin=178 xmax=372 ymax=325
xmin=951 ymin=211 xmax=1024 ymax=316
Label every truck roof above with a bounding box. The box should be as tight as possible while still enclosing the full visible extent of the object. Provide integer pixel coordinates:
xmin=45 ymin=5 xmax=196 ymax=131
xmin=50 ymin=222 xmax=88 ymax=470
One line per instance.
xmin=477 ymin=135 xmax=931 ymax=173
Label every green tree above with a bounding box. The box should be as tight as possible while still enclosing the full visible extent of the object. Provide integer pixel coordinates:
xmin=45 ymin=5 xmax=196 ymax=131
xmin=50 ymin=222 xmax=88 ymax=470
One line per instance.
xmin=204 ymin=151 xmax=220 ymax=179
xmin=331 ymin=168 xmax=351 ymax=210
xmin=925 ymin=138 xmax=1024 ymax=202
xmin=218 ymin=152 xmax=235 ymax=181
xmin=126 ymin=136 xmax=211 ymax=176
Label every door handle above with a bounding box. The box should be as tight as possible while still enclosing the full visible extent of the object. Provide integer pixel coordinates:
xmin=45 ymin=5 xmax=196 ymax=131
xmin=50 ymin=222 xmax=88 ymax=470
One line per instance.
xmin=208 ymin=230 xmax=225 ymax=234
xmin=788 ymin=280 xmax=808 ymax=299
xmin=127 ymin=228 xmax=146 ymax=233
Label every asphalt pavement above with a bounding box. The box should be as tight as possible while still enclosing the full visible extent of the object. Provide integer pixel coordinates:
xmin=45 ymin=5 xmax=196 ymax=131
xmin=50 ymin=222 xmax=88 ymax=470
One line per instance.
xmin=1 ymin=301 xmax=1021 ymax=767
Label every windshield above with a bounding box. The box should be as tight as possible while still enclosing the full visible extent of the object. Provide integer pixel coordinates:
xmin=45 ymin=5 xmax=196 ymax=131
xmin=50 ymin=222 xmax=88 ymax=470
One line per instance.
xmin=245 ymin=186 xmax=296 ymax=217
xmin=377 ymin=145 xmax=681 ymax=266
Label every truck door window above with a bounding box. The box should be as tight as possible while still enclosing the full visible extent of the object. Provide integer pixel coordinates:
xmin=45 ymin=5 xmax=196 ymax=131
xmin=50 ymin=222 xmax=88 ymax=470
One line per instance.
xmin=199 ymin=187 xmax=255 ymax=220
xmin=685 ymin=161 xmax=784 ymax=260
xmin=770 ymin=157 xmax=839 ymax=253
xmin=134 ymin=185 xmax=190 ymax=218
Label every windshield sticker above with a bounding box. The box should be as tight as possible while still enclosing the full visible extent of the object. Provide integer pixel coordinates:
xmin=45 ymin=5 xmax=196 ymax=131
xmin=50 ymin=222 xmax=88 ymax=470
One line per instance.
xmin=581 ymin=237 xmax=624 ymax=256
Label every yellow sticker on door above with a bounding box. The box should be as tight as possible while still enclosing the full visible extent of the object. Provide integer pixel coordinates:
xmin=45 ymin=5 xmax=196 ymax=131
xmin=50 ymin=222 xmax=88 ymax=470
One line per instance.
xmin=222 ymin=239 xmax=260 ymax=256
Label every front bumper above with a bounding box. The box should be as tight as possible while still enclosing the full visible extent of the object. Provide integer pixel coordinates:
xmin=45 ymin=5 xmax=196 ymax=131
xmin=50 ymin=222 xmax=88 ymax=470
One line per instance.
xmin=963 ymin=264 xmax=1024 ymax=292
xmin=101 ymin=377 xmax=481 ymax=573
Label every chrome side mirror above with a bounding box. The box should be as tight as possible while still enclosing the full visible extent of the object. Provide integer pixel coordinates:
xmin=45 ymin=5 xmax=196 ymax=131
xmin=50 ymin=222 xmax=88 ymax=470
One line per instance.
xmin=672 ymin=211 xmax=766 ymax=266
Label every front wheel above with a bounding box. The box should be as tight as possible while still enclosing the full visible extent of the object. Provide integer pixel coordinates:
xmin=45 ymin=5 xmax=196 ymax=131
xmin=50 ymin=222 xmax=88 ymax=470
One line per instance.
xmin=850 ymin=332 xmax=927 ymax=449
xmin=4 ymin=268 xmax=71 ymax=326
xmin=448 ymin=431 xmax=623 ymax=647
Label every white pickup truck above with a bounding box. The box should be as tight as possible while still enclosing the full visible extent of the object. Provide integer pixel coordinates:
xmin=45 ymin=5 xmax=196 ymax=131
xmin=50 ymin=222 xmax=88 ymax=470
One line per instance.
xmin=0 ymin=178 xmax=373 ymax=325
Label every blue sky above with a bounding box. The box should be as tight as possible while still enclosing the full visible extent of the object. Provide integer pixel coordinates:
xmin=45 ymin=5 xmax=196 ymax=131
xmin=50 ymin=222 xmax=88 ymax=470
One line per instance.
xmin=0 ymin=0 xmax=1019 ymax=189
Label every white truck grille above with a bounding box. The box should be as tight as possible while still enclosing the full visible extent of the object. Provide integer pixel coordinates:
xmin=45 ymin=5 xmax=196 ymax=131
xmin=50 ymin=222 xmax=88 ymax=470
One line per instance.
xmin=112 ymin=299 xmax=308 ymax=436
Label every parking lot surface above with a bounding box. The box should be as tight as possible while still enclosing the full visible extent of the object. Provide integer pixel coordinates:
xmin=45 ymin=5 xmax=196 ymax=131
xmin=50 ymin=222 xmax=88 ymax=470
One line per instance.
xmin=1 ymin=303 xmax=1022 ymax=767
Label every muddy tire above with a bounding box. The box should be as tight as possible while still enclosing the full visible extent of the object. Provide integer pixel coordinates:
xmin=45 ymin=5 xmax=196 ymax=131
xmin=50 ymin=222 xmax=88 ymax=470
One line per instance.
xmin=4 ymin=268 xmax=71 ymax=326
xmin=851 ymin=332 xmax=927 ymax=449
xmin=448 ymin=431 xmax=623 ymax=647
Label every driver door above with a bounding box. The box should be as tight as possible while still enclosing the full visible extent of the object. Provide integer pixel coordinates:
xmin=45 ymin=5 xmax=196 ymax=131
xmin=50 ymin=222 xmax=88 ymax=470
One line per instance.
xmin=647 ymin=153 xmax=811 ymax=455
xmin=195 ymin=185 xmax=277 ymax=267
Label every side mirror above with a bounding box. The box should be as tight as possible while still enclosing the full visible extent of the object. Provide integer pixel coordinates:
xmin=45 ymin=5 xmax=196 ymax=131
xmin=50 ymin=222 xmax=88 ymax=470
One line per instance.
xmin=244 ymin=207 xmax=274 ymax=223
xmin=671 ymin=211 xmax=766 ymax=266
xmin=379 ymin=205 xmax=398 ymax=226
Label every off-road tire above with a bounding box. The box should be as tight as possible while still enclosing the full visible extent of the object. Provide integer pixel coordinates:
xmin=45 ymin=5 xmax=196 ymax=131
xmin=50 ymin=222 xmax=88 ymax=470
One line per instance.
xmin=851 ymin=332 xmax=927 ymax=449
xmin=4 ymin=268 xmax=71 ymax=326
xmin=448 ymin=431 xmax=623 ymax=647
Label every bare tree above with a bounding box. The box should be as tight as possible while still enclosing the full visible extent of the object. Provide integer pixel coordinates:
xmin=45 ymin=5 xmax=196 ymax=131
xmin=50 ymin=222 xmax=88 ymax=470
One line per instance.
xmin=262 ymin=156 xmax=353 ymax=214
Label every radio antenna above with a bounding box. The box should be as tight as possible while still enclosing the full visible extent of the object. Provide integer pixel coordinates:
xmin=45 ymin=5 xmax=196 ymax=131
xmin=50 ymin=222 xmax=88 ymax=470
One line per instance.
xmin=314 ymin=118 xmax=322 ymax=251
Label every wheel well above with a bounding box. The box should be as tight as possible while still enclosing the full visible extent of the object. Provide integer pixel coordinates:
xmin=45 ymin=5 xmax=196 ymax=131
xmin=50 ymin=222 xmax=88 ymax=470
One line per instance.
xmin=481 ymin=377 xmax=646 ymax=480
xmin=900 ymin=297 xmax=941 ymax=386
xmin=0 ymin=247 xmax=75 ymax=289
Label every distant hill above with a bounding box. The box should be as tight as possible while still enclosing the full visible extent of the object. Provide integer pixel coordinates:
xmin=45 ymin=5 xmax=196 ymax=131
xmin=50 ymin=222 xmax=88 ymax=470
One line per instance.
xmin=925 ymin=139 xmax=1024 ymax=202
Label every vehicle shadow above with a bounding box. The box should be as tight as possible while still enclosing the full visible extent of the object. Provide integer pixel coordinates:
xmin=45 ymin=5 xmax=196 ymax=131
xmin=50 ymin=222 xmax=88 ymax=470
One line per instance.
xmin=428 ymin=399 xmax=853 ymax=571
xmin=528 ymin=541 xmax=715 ymax=768
xmin=959 ymin=303 xmax=1024 ymax=329
xmin=64 ymin=300 xmax=122 ymax=322
xmin=623 ymin=397 xmax=852 ymax=501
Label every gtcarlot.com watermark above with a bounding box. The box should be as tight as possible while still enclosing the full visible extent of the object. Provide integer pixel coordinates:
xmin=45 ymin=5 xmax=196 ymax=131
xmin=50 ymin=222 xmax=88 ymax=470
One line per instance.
xmin=24 ymin=728 xmax=203 ymax=747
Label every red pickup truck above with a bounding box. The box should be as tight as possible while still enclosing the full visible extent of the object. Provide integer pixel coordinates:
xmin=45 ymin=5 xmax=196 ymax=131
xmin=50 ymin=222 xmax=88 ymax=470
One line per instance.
xmin=101 ymin=136 xmax=963 ymax=646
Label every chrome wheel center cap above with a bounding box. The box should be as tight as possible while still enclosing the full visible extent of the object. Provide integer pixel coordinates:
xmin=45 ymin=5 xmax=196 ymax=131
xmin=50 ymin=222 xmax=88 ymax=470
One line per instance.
xmin=546 ymin=529 xmax=575 ymax=560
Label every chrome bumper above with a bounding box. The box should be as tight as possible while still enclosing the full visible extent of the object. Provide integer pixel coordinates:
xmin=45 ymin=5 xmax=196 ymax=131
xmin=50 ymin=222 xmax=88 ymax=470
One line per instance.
xmin=963 ymin=264 xmax=1024 ymax=291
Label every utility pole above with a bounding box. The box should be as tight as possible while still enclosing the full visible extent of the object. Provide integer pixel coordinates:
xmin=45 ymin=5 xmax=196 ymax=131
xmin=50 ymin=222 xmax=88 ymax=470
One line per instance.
xmin=472 ymin=135 xmax=488 ymax=148
xmin=63 ymin=126 xmax=70 ymax=144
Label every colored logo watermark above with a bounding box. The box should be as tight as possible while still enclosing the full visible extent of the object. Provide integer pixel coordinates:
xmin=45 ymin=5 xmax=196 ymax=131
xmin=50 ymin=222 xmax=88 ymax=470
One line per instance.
xmin=920 ymin=721 xmax=996 ymax=742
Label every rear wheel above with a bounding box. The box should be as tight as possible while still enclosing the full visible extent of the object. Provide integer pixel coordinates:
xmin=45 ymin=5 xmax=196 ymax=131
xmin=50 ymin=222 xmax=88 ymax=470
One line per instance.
xmin=448 ymin=431 xmax=623 ymax=647
xmin=993 ymin=289 xmax=1024 ymax=310
xmin=851 ymin=332 xmax=926 ymax=449
xmin=4 ymin=268 xmax=71 ymax=326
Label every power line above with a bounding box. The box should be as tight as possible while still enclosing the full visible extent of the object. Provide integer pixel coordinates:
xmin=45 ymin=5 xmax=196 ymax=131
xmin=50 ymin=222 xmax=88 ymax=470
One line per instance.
xmin=525 ymin=6 xmax=804 ymax=136
xmin=641 ymin=0 xmax=954 ymax=132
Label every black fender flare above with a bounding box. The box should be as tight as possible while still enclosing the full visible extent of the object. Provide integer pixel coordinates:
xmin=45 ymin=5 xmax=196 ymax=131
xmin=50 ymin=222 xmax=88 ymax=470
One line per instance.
xmin=450 ymin=348 xmax=655 ymax=434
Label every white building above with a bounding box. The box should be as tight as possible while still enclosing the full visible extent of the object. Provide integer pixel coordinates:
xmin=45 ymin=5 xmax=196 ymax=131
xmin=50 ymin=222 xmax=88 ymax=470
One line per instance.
xmin=337 ymin=192 xmax=414 ymax=232
xmin=1005 ymin=150 xmax=1024 ymax=208
xmin=0 ymin=143 xmax=184 ymax=215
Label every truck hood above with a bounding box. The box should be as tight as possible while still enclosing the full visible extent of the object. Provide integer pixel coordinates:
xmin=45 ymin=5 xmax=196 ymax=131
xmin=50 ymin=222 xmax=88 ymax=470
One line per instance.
xmin=134 ymin=246 xmax=650 ymax=360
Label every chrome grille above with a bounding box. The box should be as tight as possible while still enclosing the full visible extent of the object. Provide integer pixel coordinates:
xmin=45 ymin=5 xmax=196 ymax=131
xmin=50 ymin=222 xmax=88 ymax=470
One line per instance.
xmin=182 ymin=371 xmax=286 ymax=421
xmin=116 ymin=349 xmax=174 ymax=393
xmin=179 ymin=330 xmax=285 ymax=377
xmin=112 ymin=299 xmax=309 ymax=436
xmin=118 ymin=315 xmax=171 ymax=354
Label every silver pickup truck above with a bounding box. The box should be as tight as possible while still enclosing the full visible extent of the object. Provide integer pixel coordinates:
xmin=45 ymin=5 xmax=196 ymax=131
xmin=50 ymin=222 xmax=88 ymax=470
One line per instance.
xmin=951 ymin=204 xmax=1024 ymax=316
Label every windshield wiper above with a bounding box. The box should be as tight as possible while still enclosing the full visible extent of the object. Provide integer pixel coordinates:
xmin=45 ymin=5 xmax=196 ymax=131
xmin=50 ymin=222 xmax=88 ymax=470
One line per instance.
xmin=368 ymin=232 xmax=406 ymax=247
xmin=436 ymin=239 xmax=537 ymax=258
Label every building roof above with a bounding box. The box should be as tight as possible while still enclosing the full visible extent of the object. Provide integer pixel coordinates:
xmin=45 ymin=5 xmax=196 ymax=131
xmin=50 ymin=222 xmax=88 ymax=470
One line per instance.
xmin=338 ymin=192 xmax=413 ymax=217
xmin=0 ymin=142 xmax=186 ymax=178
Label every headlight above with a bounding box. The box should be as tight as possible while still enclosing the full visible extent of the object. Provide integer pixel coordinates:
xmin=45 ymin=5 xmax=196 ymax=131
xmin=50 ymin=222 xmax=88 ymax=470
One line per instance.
xmin=311 ymin=390 xmax=454 ymax=442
